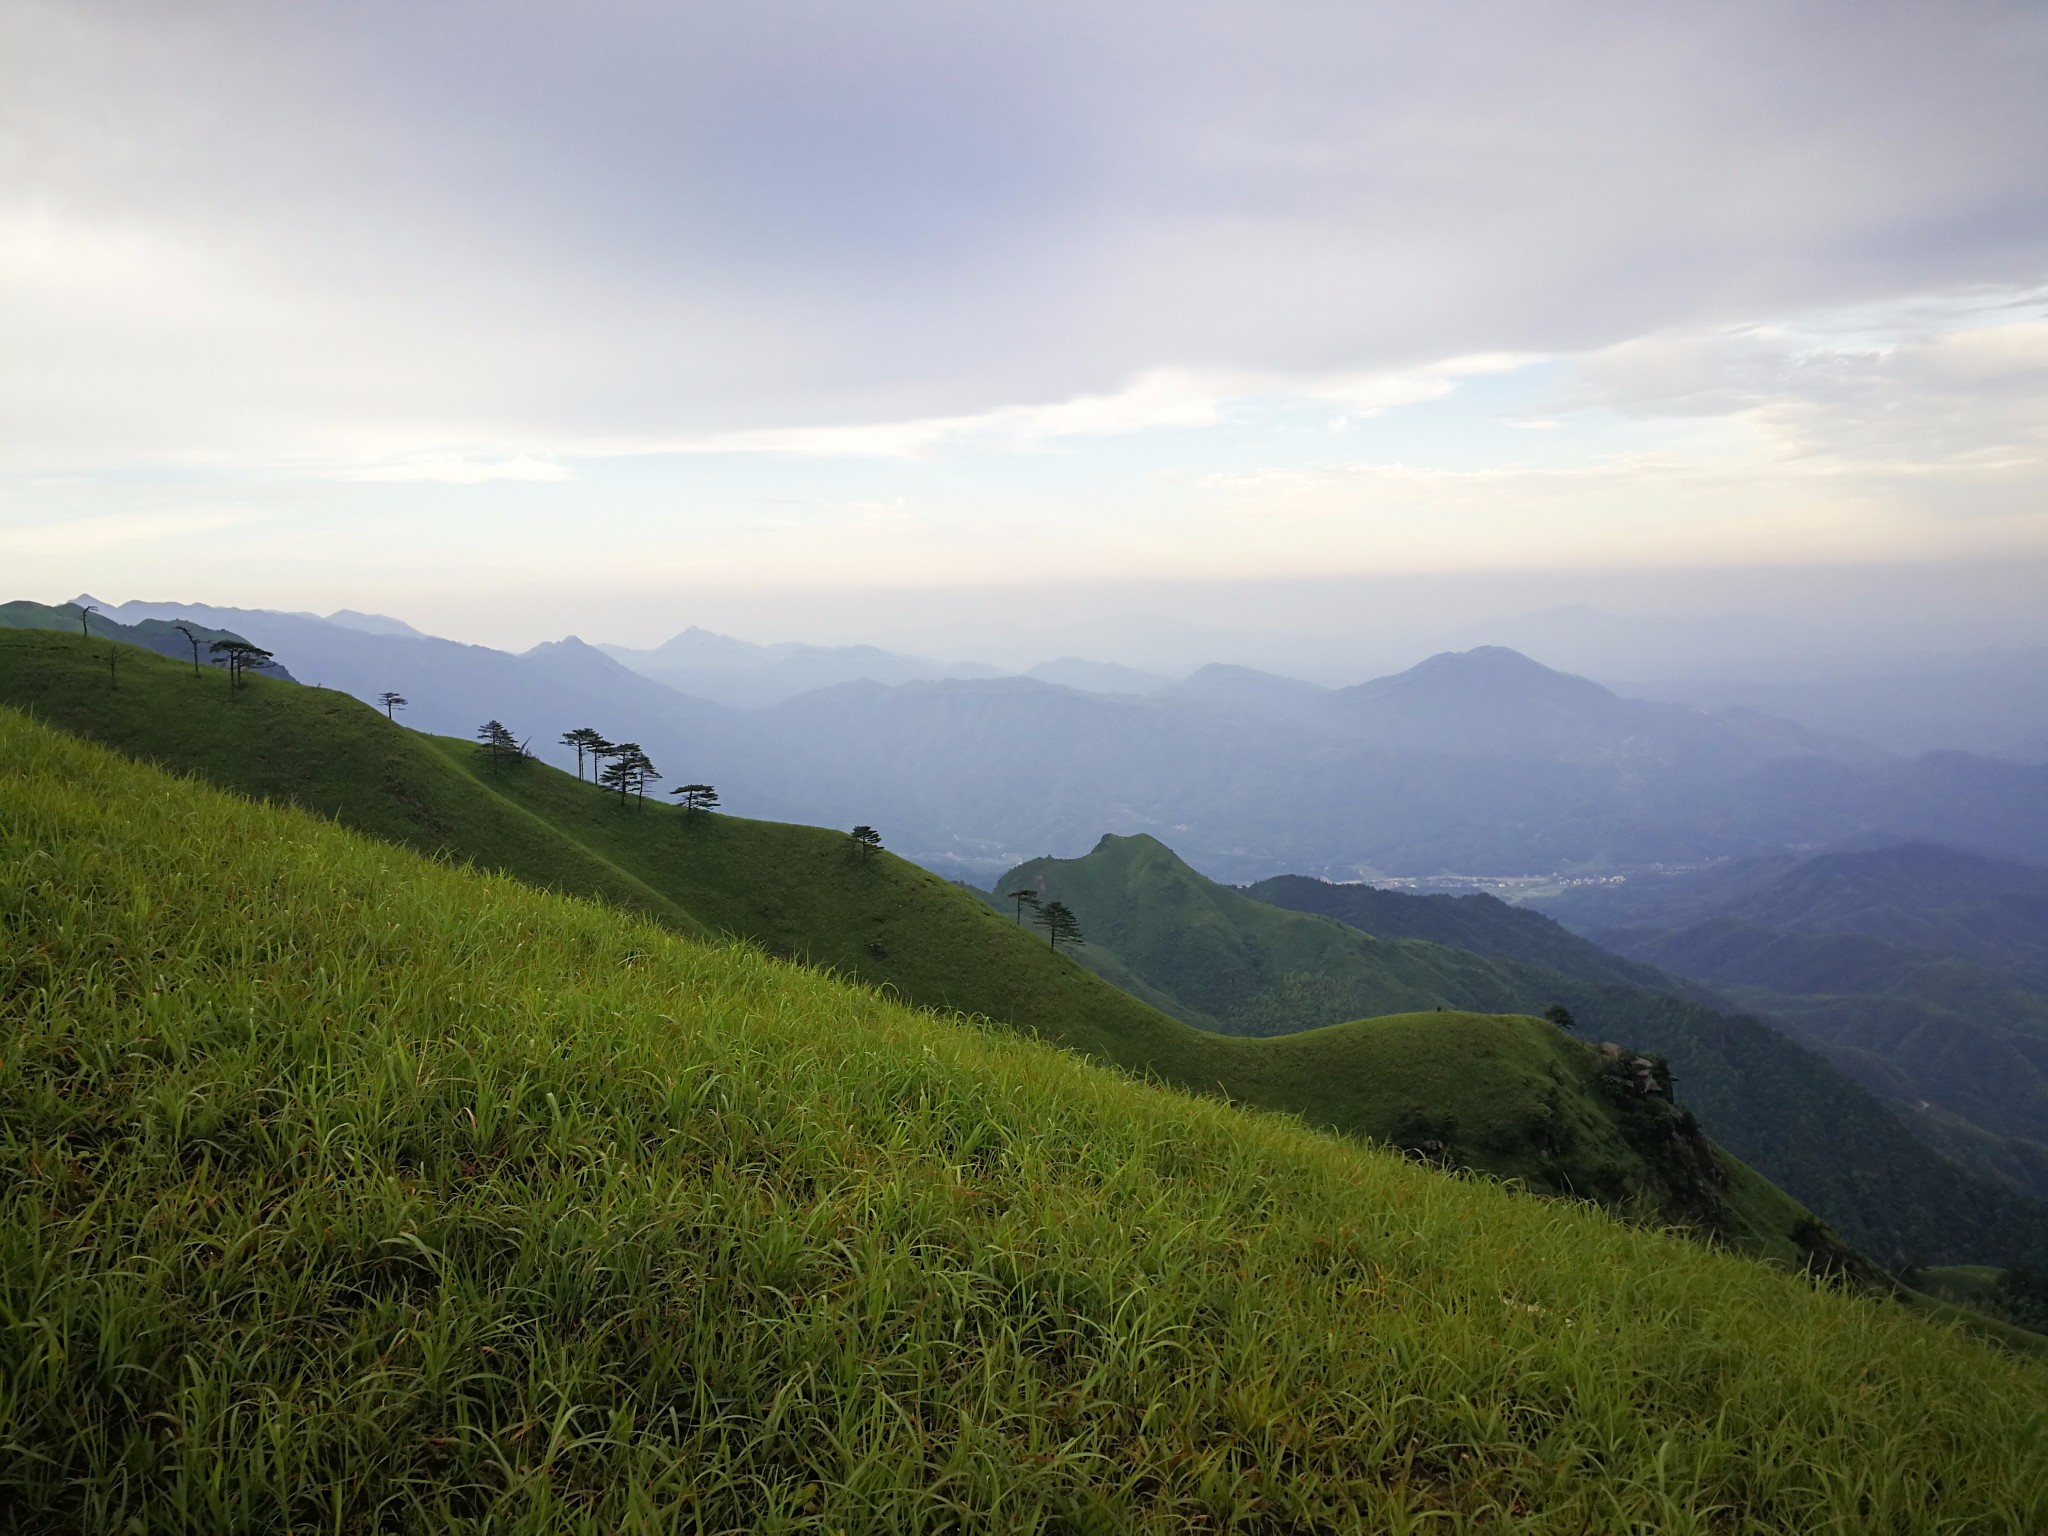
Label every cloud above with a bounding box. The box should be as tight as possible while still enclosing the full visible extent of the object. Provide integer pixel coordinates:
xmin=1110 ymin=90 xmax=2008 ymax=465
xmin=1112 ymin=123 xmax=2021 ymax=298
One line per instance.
xmin=647 ymin=358 xmax=1512 ymax=459
xmin=3 ymin=2 xmax=2045 ymax=474
xmin=343 ymin=454 xmax=572 ymax=484
xmin=1560 ymin=298 xmax=2048 ymax=478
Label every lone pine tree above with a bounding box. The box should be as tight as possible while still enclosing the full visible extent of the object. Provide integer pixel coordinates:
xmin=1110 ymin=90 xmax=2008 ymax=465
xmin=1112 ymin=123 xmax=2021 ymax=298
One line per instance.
xmin=1035 ymin=899 xmax=1084 ymax=952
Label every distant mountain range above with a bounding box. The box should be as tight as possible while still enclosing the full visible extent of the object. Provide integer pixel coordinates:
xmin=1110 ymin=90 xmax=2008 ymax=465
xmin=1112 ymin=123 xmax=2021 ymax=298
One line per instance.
xmin=594 ymin=626 xmax=1009 ymax=708
xmin=1620 ymin=648 xmax=2048 ymax=764
xmin=34 ymin=596 xmax=2048 ymax=884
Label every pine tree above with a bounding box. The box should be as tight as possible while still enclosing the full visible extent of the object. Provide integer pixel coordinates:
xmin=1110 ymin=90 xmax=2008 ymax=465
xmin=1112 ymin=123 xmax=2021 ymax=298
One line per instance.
xmin=671 ymin=783 xmax=720 ymax=814
xmin=476 ymin=719 xmax=522 ymax=765
xmin=209 ymin=639 xmax=275 ymax=690
xmin=1035 ymin=900 xmax=1084 ymax=952
xmin=561 ymin=727 xmax=606 ymax=780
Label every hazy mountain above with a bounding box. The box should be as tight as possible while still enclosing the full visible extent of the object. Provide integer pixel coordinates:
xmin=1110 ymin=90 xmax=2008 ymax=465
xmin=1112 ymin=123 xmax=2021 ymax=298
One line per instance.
xmin=1022 ymin=657 xmax=1174 ymax=694
xmin=1328 ymin=647 xmax=1886 ymax=770
xmin=1620 ymin=648 xmax=2048 ymax=765
xmin=1162 ymin=663 xmax=1331 ymax=727
xmin=598 ymin=625 xmax=1005 ymax=708
xmin=68 ymin=600 xmax=2048 ymax=886
xmin=324 ymin=609 xmax=429 ymax=639
xmin=744 ymin=647 xmax=2033 ymax=882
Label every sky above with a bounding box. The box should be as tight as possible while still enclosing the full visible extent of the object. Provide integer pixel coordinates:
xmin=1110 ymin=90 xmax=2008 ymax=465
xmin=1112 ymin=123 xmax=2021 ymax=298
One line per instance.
xmin=4 ymin=1 xmax=2048 ymax=659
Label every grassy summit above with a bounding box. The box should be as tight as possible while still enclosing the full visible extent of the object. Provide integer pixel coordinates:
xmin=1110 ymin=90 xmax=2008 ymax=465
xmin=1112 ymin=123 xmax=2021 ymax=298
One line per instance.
xmin=2 ymin=708 xmax=2045 ymax=1530
xmin=0 ymin=628 xmax=1816 ymax=1252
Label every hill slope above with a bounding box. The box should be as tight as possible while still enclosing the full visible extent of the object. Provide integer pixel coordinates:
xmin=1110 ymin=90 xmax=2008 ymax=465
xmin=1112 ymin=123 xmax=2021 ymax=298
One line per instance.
xmin=1 ymin=598 xmax=293 ymax=679
xmin=0 ymin=630 xmax=1792 ymax=1247
xmin=1002 ymin=835 xmax=2048 ymax=1270
xmin=5 ymin=706 xmax=2045 ymax=1530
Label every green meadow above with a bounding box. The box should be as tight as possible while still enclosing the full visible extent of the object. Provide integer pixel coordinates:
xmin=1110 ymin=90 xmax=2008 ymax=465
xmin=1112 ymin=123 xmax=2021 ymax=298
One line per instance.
xmin=3 ymin=700 xmax=2048 ymax=1530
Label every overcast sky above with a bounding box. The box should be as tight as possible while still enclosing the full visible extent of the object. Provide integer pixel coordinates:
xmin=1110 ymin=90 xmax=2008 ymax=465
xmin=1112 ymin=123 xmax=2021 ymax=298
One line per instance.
xmin=4 ymin=1 xmax=2046 ymax=650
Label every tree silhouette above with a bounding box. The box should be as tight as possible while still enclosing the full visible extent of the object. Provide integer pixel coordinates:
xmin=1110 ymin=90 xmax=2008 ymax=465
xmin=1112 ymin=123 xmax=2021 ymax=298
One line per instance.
xmin=670 ymin=783 xmax=720 ymax=814
xmin=600 ymin=743 xmax=659 ymax=804
xmin=78 ymin=603 xmax=97 ymax=639
xmin=209 ymin=639 xmax=274 ymax=690
xmin=849 ymin=825 xmax=882 ymax=860
xmin=561 ymin=727 xmax=606 ymax=780
xmin=172 ymin=624 xmax=203 ymax=677
xmin=587 ymin=735 xmax=618 ymax=783
xmin=1007 ymin=888 xmax=1041 ymax=924
xmin=476 ymin=719 xmax=523 ymax=765
xmin=1035 ymin=900 xmax=1084 ymax=952
xmin=378 ymin=691 xmax=408 ymax=721
xmin=1543 ymin=1004 xmax=1576 ymax=1030
xmin=598 ymin=757 xmax=631 ymax=799
xmin=632 ymin=751 xmax=662 ymax=804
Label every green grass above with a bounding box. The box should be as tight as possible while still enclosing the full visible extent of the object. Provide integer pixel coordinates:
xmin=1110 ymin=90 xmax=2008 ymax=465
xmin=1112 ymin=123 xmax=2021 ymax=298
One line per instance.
xmin=4 ymin=708 xmax=2048 ymax=1531
xmin=0 ymin=630 xmax=1813 ymax=1250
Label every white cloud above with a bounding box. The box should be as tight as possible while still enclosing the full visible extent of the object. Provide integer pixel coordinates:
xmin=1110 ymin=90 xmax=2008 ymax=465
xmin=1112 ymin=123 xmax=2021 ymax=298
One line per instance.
xmin=343 ymin=455 xmax=572 ymax=484
xmin=1561 ymin=300 xmax=2048 ymax=478
xmin=3 ymin=3 xmax=2044 ymax=478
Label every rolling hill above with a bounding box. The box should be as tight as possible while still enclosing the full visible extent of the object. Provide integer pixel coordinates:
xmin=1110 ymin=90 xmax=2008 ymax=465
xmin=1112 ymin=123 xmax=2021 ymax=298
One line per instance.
xmin=999 ymin=834 xmax=2048 ymax=1270
xmin=0 ymin=627 xmax=1805 ymax=1253
xmin=7 ymin=704 xmax=2043 ymax=1528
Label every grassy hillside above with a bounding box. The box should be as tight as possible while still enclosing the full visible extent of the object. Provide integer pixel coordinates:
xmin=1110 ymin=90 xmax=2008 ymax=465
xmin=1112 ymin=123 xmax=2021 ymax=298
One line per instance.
xmin=1003 ymin=835 xmax=2048 ymax=1271
xmin=0 ymin=627 xmax=707 ymax=937
xmin=0 ymin=629 xmax=1792 ymax=1246
xmin=0 ymin=598 xmax=287 ymax=677
xmin=5 ymin=710 xmax=2047 ymax=1530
